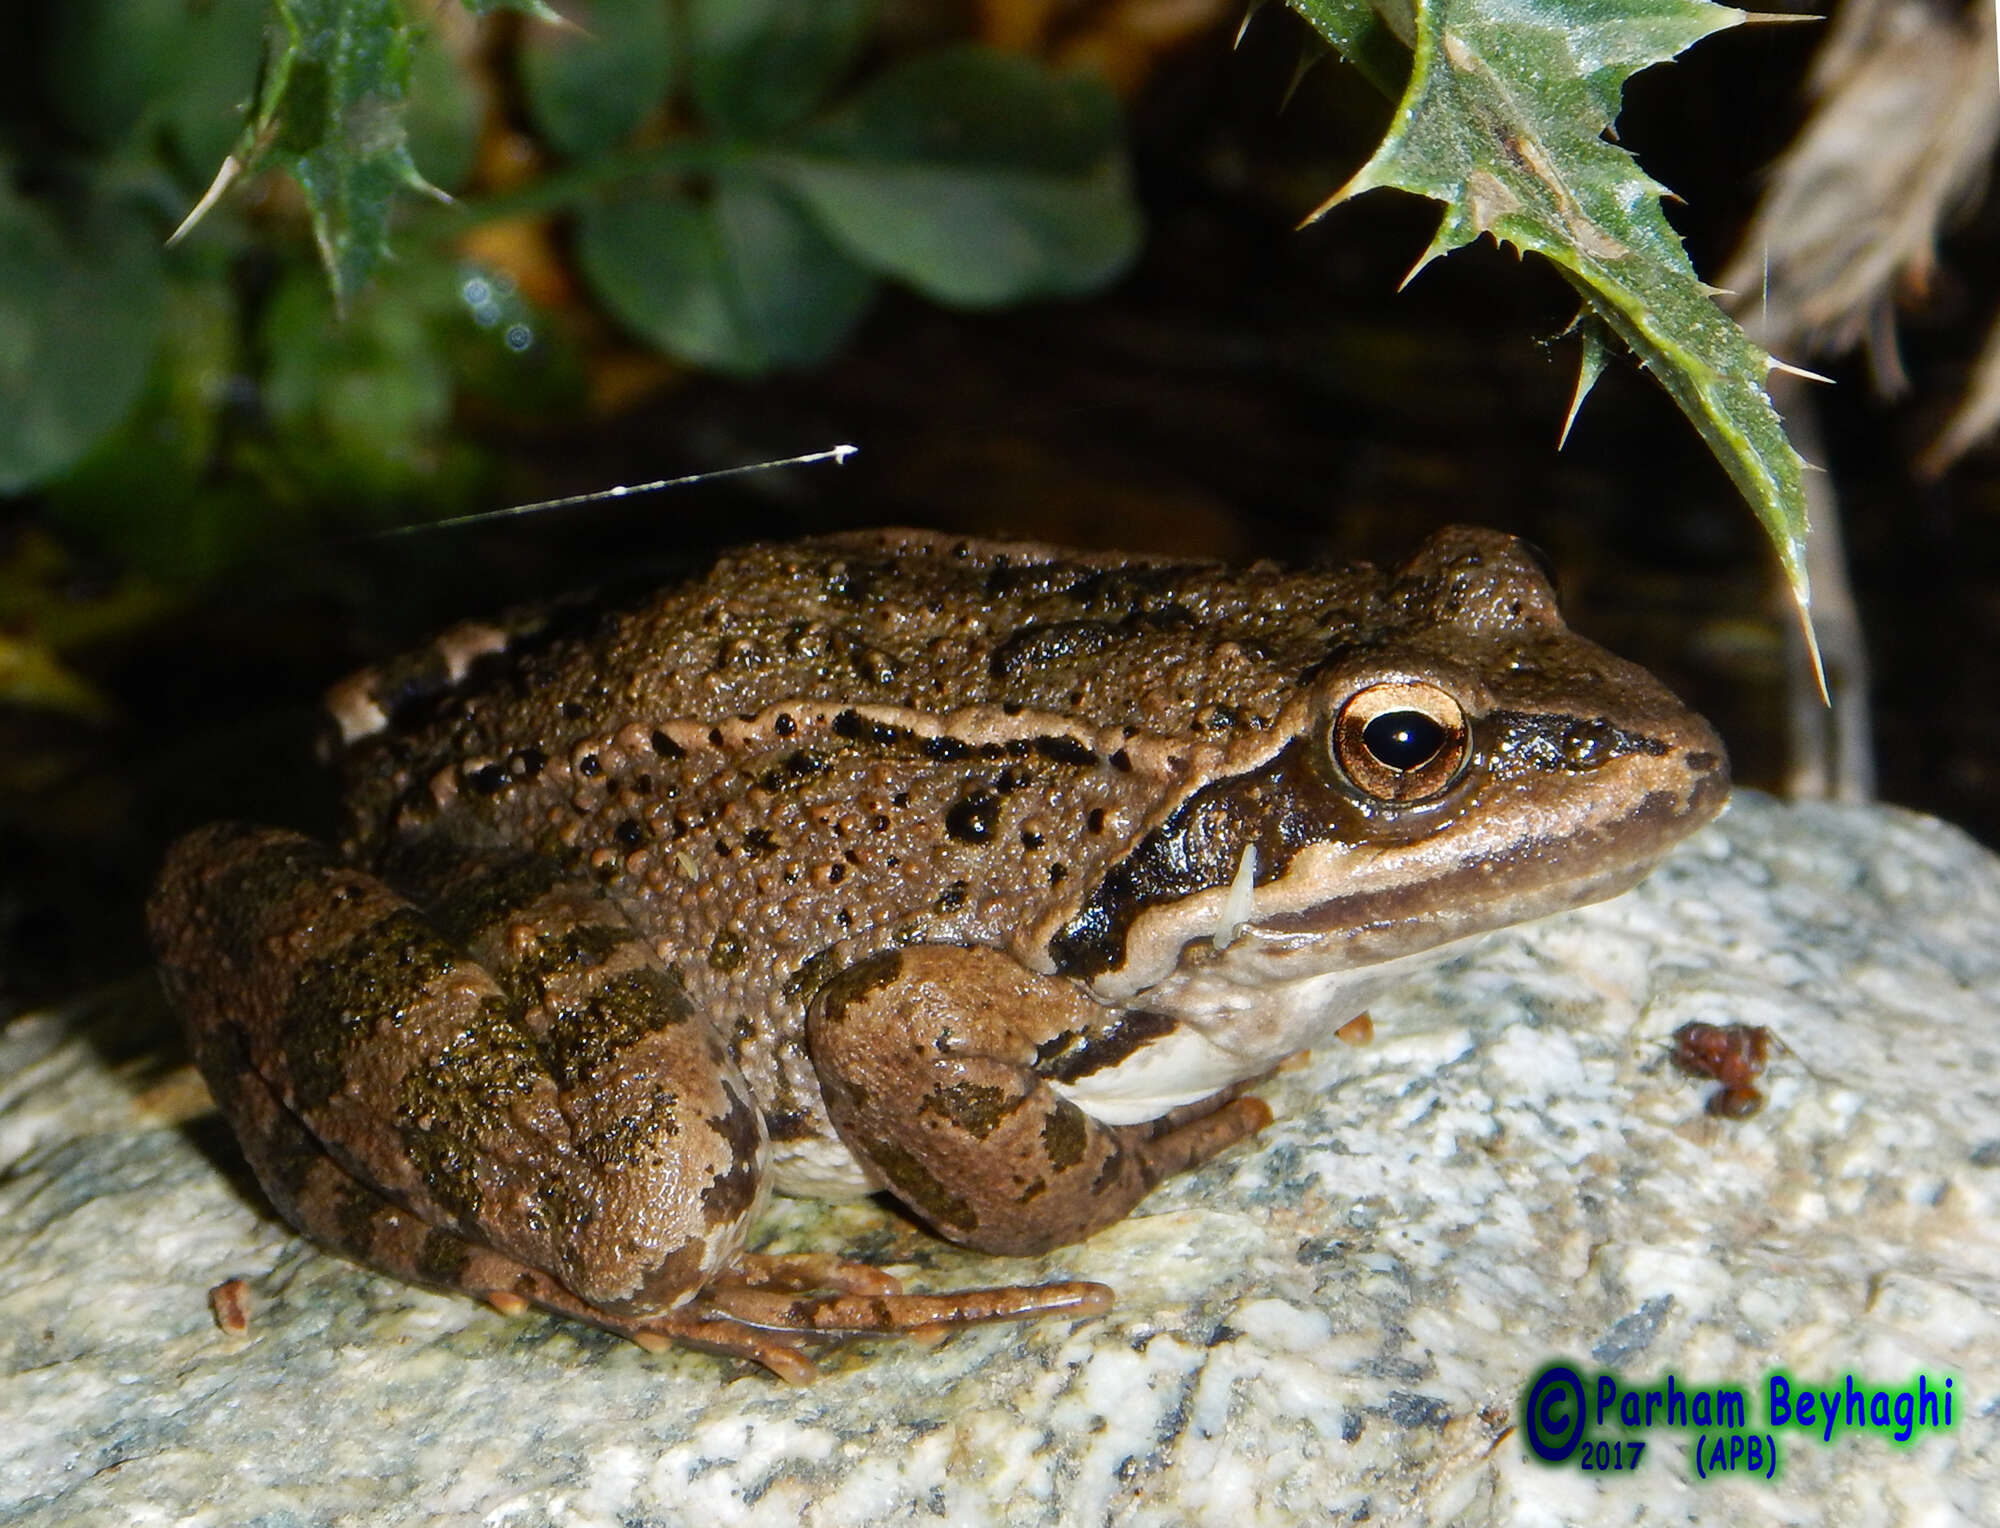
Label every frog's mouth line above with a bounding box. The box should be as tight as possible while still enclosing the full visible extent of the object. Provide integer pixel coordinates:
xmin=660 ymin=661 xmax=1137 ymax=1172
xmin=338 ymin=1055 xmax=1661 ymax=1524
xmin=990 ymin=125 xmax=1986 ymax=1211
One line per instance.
xmin=1235 ymin=777 xmax=1728 ymax=957
xmin=1094 ymin=758 xmax=1728 ymax=1001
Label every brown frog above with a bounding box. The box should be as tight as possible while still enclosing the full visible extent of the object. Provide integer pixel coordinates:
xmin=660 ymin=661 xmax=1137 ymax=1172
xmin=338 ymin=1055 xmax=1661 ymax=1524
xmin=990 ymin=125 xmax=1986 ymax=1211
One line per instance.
xmin=148 ymin=527 xmax=1728 ymax=1380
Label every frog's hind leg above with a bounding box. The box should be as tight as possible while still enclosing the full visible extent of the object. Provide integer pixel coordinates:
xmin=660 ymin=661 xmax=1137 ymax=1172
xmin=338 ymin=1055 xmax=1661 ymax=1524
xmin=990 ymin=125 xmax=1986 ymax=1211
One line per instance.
xmin=150 ymin=825 xmax=767 ymax=1332
xmin=201 ymin=1043 xmax=1110 ymax=1381
xmin=176 ymin=1026 xmax=810 ymax=1380
xmin=806 ymin=944 xmax=1272 ymax=1257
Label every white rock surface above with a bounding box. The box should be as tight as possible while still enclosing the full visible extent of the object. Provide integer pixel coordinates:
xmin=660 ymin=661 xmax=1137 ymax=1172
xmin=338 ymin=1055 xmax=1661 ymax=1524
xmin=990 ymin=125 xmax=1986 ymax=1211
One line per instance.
xmin=3 ymin=794 xmax=1997 ymax=1526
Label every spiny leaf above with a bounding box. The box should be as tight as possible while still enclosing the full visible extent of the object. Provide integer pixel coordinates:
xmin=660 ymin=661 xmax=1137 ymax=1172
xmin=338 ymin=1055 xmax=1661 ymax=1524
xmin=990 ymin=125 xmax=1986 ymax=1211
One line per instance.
xmin=249 ymin=0 xmax=447 ymax=312
xmin=1284 ymin=0 xmax=1410 ymax=96
xmin=1288 ymin=0 xmax=1416 ymax=96
xmin=1294 ymin=0 xmax=1812 ymax=615
xmin=1560 ymin=309 xmax=1615 ymax=449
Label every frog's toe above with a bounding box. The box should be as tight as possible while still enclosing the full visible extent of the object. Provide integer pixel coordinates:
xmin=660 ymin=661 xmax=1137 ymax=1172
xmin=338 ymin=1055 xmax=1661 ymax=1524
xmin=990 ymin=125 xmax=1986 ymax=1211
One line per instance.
xmin=468 ymin=1265 xmax=827 ymax=1382
xmin=694 ymin=1276 xmax=1114 ymax=1337
xmin=626 ymin=1315 xmax=821 ymax=1385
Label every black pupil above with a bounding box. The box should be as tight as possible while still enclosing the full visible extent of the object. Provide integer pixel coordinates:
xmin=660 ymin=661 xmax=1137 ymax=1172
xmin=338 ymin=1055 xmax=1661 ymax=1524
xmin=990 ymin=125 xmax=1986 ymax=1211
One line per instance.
xmin=1361 ymin=710 xmax=1447 ymax=771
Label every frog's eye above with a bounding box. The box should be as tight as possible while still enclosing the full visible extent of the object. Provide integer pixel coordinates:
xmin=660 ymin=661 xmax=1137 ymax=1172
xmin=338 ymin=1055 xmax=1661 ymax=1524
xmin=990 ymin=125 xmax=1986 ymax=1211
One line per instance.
xmin=1329 ymin=681 xmax=1470 ymax=803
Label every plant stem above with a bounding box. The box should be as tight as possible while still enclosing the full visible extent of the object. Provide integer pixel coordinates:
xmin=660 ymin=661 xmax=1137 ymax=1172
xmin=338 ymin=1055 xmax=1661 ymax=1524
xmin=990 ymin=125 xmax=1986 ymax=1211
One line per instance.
xmin=414 ymin=135 xmax=758 ymax=230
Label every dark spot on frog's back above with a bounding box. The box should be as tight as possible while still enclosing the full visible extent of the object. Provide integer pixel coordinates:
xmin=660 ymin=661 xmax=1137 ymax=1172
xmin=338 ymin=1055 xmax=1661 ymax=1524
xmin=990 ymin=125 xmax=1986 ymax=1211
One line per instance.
xmin=824 ymin=555 xmax=896 ymax=603
xmin=466 ymin=762 xmax=510 ymax=795
xmin=832 ymin=709 xmax=912 ymax=749
xmin=945 ymin=788 xmax=1002 ymax=844
xmin=983 ymin=557 xmax=1090 ymax=600
xmin=514 ymin=920 xmax=633 ymax=984
xmin=758 ymin=750 xmax=828 ymax=792
xmin=988 ymin=620 xmax=1121 ymax=679
xmin=708 ymin=929 xmax=747 ymax=972
xmin=1034 ymin=735 xmax=1098 ymax=768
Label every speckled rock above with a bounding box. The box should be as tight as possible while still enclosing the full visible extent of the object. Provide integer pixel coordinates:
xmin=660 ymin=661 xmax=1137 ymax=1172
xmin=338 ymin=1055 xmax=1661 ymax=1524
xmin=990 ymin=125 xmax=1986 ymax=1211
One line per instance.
xmin=3 ymin=794 xmax=1997 ymax=1526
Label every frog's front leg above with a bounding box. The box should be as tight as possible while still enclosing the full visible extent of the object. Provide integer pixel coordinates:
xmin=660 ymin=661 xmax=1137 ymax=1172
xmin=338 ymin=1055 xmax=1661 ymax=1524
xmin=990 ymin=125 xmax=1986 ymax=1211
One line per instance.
xmin=808 ymin=945 xmax=1273 ymax=1256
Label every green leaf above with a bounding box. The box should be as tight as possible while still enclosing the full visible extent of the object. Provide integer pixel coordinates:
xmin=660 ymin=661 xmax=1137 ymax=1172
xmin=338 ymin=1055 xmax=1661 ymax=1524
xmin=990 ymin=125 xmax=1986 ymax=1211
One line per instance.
xmin=577 ymin=177 xmax=877 ymax=375
xmin=1304 ymin=0 xmax=1810 ymax=605
xmin=518 ymin=0 xmax=675 ymax=159
xmin=773 ymin=47 xmax=1141 ymax=306
xmin=250 ymin=0 xmax=446 ymax=311
xmin=0 ymin=189 xmax=166 ymax=494
xmin=686 ymin=0 xmax=874 ymax=135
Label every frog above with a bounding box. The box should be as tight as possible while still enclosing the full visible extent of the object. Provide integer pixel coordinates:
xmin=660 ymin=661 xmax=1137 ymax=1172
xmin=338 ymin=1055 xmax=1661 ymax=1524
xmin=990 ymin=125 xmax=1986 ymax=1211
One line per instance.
xmin=147 ymin=525 xmax=1728 ymax=1381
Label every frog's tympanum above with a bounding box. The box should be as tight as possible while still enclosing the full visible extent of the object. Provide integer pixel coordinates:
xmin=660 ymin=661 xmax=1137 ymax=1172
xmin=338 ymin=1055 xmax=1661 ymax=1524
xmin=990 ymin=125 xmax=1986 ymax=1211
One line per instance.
xmin=149 ymin=528 xmax=1727 ymax=1380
